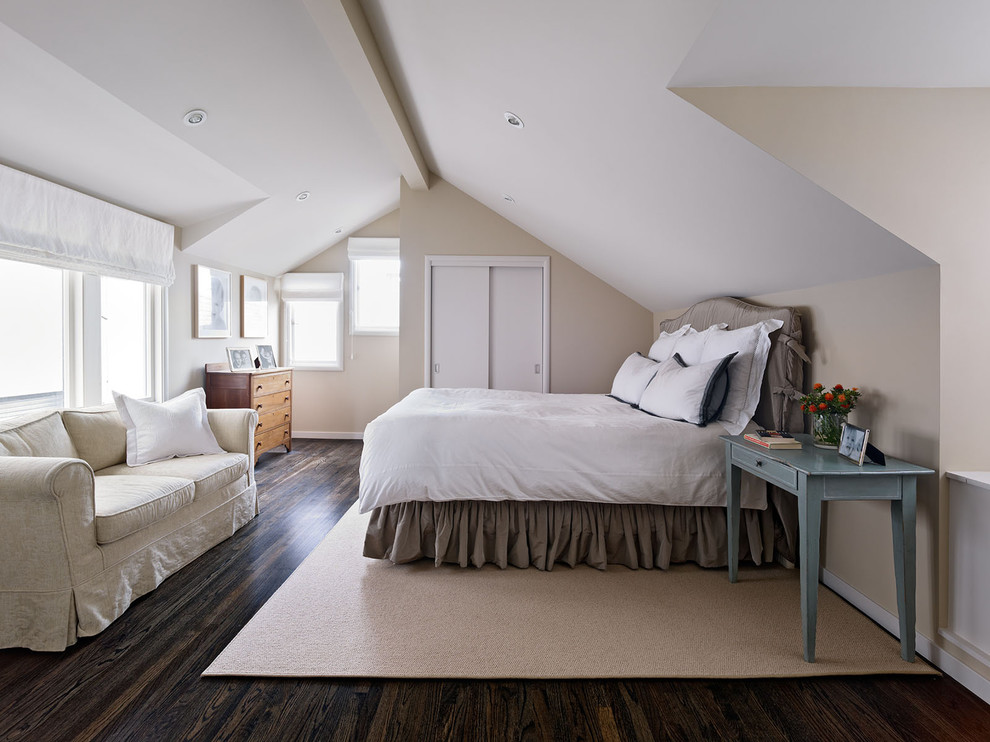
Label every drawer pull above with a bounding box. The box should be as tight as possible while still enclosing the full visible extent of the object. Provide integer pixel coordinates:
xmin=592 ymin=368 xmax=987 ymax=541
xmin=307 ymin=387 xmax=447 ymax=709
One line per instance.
xmin=285 ymin=380 xmax=291 ymax=386
xmin=256 ymin=404 xmax=263 ymax=411
xmin=756 ymin=460 xmax=763 ymax=467
xmin=257 ymin=422 xmax=263 ymax=429
xmin=256 ymin=384 xmax=264 ymax=393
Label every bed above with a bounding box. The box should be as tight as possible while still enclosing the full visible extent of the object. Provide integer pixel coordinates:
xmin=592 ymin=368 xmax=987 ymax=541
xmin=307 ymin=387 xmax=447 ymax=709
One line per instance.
xmin=359 ymin=297 xmax=807 ymax=571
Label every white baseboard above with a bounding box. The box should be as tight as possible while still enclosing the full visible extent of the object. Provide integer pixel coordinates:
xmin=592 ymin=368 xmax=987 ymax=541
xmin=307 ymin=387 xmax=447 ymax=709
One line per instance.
xmin=291 ymin=431 xmax=363 ymax=440
xmin=822 ymin=568 xmax=990 ymax=705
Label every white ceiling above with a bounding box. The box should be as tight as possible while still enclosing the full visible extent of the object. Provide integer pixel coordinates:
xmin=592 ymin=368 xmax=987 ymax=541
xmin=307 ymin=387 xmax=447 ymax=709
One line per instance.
xmin=0 ymin=0 xmax=945 ymax=310
xmin=0 ymin=0 xmax=400 ymax=276
xmin=672 ymin=0 xmax=990 ymax=87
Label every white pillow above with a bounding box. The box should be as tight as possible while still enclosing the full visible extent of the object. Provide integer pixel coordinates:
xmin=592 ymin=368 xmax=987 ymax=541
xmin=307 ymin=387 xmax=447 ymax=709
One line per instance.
xmin=113 ymin=388 xmax=225 ymax=466
xmin=700 ymin=319 xmax=784 ymax=435
xmin=610 ymin=352 xmax=660 ymax=406
xmin=647 ymin=324 xmax=690 ymax=362
xmin=663 ymin=323 xmax=727 ymax=365
xmin=638 ymin=353 xmax=736 ymax=425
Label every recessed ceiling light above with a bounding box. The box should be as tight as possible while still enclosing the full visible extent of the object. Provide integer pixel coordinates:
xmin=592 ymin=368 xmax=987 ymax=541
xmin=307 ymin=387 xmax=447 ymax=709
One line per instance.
xmin=502 ymin=194 xmax=515 ymax=203
xmin=504 ymin=111 xmax=525 ymax=129
xmin=296 ymin=191 xmax=310 ymax=202
xmin=183 ymin=109 xmax=208 ymax=126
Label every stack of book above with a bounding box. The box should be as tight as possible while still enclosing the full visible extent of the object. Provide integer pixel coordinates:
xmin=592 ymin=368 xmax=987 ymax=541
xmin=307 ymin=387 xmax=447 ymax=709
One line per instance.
xmin=743 ymin=429 xmax=803 ymax=450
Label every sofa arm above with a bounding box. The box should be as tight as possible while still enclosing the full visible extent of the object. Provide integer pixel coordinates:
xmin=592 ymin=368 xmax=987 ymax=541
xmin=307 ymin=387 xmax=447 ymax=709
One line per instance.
xmin=0 ymin=457 xmax=103 ymax=593
xmin=207 ymin=408 xmax=258 ymax=480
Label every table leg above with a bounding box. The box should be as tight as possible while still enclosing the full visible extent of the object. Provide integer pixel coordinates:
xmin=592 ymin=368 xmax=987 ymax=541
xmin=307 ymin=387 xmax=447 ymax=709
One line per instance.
xmin=725 ymin=442 xmax=741 ymax=583
xmin=891 ymin=476 xmax=917 ymax=662
xmin=798 ymin=477 xmax=823 ymax=662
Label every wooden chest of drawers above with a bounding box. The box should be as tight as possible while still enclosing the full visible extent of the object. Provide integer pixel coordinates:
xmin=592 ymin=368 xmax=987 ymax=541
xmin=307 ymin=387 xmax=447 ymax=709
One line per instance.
xmin=205 ymin=364 xmax=292 ymax=462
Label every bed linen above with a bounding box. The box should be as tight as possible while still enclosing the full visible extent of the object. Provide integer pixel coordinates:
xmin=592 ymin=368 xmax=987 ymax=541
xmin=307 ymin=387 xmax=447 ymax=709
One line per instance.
xmin=358 ymin=388 xmax=765 ymax=514
xmin=361 ymin=296 xmax=806 ymax=571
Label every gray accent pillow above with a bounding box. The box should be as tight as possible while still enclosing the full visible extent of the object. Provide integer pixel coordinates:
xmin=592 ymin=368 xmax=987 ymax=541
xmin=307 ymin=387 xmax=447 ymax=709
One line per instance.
xmin=639 ymin=352 xmax=737 ymax=426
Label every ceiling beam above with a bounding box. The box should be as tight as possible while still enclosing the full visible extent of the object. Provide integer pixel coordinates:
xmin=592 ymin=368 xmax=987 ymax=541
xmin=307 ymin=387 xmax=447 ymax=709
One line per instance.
xmin=304 ymin=0 xmax=430 ymax=190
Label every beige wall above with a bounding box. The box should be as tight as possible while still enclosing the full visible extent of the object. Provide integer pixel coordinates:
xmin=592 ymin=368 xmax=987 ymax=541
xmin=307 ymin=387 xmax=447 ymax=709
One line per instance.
xmin=399 ymin=177 xmax=653 ymax=396
xmin=167 ymin=246 xmax=279 ymax=398
xmin=756 ymin=267 xmax=940 ymax=642
xmin=674 ymin=86 xmax=987 ymax=679
xmin=654 ymin=269 xmax=941 ymax=639
xmin=288 ymin=210 xmax=400 ymax=436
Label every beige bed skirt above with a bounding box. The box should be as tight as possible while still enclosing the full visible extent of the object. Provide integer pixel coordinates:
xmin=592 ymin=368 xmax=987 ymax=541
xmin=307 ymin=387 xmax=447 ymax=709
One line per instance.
xmin=364 ymin=493 xmax=797 ymax=571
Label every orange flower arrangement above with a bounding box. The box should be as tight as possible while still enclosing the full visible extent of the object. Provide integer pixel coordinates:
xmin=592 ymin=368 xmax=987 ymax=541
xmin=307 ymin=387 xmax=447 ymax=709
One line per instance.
xmin=799 ymin=383 xmax=862 ymax=446
xmin=799 ymin=383 xmax=862 ymax=416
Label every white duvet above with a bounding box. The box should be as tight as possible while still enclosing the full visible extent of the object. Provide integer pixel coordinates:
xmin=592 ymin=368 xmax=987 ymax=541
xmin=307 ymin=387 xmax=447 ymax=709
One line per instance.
xmin=358 ymin=388 xmax=764 ymax=513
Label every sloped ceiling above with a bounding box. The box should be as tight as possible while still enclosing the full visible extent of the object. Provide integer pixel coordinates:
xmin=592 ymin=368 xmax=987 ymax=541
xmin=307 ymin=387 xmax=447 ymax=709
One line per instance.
xmin=670 ymin=0 xmax=990 ymax=269
xmin=0 ymin=0 xmax=402 ymax=276
xmin=0 ymin=0 xmax=939 ymax=309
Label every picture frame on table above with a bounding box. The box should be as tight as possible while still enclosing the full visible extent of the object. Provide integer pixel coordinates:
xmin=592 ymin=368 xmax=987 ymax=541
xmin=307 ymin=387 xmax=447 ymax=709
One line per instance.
xmin=195 ymin=265 xmax=231 ymax=338
xmin=256 ymin=344 xmax=278 ymax=369
xmin=838 ymin=422 xmax=870 ymax=466
xmin=240 ymin=275 xmax=268 ymax=338
xmin=226 ymin=347 xmax=255 ymax=372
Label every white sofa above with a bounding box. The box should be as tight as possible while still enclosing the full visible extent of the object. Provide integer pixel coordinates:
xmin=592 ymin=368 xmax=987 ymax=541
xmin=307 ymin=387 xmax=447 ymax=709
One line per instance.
xmin=0 ymin=402 xmax=258 ymax=651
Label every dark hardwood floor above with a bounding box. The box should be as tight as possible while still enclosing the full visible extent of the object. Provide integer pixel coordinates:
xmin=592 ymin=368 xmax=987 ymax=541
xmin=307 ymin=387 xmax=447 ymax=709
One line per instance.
xmin=2 ymin=439 xmax=989 ymax=742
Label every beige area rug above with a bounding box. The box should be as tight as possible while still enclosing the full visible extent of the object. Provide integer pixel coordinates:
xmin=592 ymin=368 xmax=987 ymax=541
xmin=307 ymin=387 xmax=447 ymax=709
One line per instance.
xmin=204 ymin=504 xmax=937 ymax=679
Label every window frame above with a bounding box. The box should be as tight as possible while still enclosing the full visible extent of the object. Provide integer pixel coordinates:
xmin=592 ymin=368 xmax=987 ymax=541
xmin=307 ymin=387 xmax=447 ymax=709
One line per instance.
xmin=349 ymin=256 xmax=400 ymax=336
xmin=282 ymin=298 xmax=344 ymax=371
xmin=0 ymin=257 xmax=164 ymax=420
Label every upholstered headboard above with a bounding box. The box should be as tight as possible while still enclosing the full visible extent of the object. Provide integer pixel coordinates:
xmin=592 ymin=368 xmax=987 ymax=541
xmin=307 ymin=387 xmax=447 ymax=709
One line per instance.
xmin=656 ymin=297 xmax=808 ymax=432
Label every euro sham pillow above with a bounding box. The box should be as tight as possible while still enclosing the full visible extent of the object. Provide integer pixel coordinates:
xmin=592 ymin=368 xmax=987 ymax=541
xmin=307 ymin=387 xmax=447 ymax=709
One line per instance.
xmin=647 ymin=324 xmax=690 ymax=362
xmin=638 ymin=351 xmax=737 ymax=426
xmin=699 ymin=318 xmax=784 ymax=435
xmin=651 ymin=323 xmax=728 ymax=365
xmin=113 ymin=387 xmax=225 ymax=466
xmin=610 ymin=352 xmax=660 ymax=406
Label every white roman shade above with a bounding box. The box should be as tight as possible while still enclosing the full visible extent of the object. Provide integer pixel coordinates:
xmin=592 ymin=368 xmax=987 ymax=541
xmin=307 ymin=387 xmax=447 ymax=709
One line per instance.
xmin=346 ymin=237 xmax=399 ymax=260
xmin=0 ymin=163 xmax=175 ymax=286
xmin=280 ymin=272 xmax=344 ymax=300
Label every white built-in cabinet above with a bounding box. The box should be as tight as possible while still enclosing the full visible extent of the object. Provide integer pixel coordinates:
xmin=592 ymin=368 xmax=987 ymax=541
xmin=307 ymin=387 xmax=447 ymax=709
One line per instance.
xmin=425 ymin=255 xmax=549 ymax=392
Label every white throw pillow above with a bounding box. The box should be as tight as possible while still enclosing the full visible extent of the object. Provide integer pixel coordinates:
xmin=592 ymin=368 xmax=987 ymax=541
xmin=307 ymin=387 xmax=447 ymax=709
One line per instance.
xmin=610 ymin=352 xmax=660 ymax=406
xmin=638 ymin=352 xmax=736 ymax=425
xmin=113 ymin=388 xmax=225 ymax=466
xmin=647 ymin=324 xmax=690 ymax=362
xmin=699 ymin=319 xmax=784 ymax=435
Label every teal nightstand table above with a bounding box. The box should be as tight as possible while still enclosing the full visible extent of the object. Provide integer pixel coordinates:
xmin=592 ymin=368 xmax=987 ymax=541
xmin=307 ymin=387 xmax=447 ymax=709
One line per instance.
xmin=722 ymin=434 xmax=934 ymax=663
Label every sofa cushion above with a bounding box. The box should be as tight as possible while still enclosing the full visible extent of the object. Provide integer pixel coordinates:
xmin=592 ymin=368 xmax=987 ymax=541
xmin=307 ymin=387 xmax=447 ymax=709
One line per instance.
xmin=0 ymin=411 xmax=78 ymax=459
xmin=61 ymin=406 xmax=127 ymax=471
xmin=113 ymin=388 xmax=225 ymax=466
xmin=98 ymin=452 xmax=249 ymax=500
xmin=93 ymin=475 xmax=196 ymax=544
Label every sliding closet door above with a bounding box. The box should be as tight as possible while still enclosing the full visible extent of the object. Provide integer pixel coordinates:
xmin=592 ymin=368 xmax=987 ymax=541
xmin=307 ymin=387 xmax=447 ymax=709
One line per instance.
xmin=490 ymin=266 xmax=543 ymax=392
xmin=430 ymin=266 xmax=490 ymax=388
xmin=427 ymin=256 xmax=549 ymax=392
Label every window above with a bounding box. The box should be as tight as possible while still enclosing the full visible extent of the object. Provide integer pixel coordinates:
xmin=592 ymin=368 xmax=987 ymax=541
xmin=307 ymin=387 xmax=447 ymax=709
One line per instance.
xmin=0 ymin=261 xmax=64 ymax=417
xmin=348 ymin=238 xmax=399 ymax=335
xmin=281 ymin=273 xmax=344 ymax=370
xmin=101 ymin=275 xmax=153 ymax=403
xmin=0 ymin=257 xmax=163 ymax=420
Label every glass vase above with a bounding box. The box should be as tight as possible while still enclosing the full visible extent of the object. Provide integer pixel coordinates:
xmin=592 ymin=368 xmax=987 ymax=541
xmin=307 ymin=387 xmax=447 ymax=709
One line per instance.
xmin=812 ymin=412 xmax=847 ymax=448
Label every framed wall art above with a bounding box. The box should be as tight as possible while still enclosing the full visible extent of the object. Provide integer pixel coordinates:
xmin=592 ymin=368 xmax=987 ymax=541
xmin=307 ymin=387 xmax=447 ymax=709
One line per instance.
xmin=195 ymin=265 xmax=231 ymax=338
xmin=241 ymin=275 xmax=268 ymax=338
